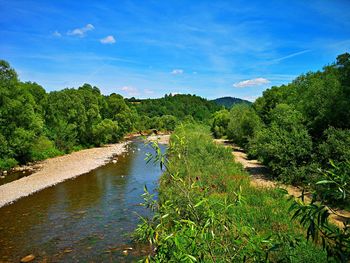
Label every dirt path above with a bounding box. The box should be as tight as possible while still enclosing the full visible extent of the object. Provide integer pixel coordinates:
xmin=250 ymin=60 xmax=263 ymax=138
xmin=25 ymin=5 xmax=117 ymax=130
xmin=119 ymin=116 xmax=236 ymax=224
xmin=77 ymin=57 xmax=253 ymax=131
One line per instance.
xmin=215 ymin=139 xmax=350 ymax=228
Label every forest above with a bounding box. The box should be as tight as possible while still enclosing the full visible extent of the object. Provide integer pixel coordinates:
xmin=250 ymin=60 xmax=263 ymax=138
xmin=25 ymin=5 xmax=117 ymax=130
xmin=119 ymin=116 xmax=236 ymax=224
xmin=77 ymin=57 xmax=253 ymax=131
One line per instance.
xmin=0 ymin=60 xmax=219 ymax=170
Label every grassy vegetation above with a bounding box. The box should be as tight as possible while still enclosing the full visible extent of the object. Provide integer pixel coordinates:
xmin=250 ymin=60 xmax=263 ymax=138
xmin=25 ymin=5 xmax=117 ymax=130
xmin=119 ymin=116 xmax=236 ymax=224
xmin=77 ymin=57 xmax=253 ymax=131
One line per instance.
xmin=135 ymin=124 xmax=330 ymax=262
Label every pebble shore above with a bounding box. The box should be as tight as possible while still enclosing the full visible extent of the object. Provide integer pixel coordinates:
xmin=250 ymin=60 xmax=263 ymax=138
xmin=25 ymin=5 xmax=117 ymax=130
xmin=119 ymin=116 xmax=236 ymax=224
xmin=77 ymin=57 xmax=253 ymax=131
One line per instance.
xmin=0 ymin=142 xmax=128 ymax=208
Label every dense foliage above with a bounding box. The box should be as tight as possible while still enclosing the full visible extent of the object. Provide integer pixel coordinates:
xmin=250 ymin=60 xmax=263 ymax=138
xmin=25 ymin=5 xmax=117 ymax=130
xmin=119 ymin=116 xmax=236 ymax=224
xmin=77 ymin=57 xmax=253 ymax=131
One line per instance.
xmin=131 ymin=94 xmax=220 ymax=124
xmin=213 ymin=53 xmax=350 ymax=207
xmin=0 ymin=60 xmax=221 ymax=170
xmin=0 ymin=60 xmax=137 ymax=169
xmin=210 ymin=109 xmax=230 ymax=138
xmin=226 ymin=104 xmax=262 ymax=147
xmin=136 ymin=124 xmax=329 ymax=262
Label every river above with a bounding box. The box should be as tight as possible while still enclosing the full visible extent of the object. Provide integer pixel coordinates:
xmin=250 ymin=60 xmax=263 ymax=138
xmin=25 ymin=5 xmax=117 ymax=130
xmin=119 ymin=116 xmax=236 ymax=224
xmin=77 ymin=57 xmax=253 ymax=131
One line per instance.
xmin=0 ymin=139 xmax=165 ymax=262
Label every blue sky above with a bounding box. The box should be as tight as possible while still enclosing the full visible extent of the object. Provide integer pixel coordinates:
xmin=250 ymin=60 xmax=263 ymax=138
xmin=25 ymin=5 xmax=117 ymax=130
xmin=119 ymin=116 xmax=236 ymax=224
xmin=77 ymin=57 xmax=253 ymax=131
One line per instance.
xmin=1 ymin=0 xmax=349 ymax=101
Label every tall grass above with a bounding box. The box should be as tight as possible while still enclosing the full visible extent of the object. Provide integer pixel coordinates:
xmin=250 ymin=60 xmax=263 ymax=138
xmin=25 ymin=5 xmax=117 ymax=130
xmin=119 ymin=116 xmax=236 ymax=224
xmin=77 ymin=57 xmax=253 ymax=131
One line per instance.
xmin=135 ymin=124 xmax=330 ymax=262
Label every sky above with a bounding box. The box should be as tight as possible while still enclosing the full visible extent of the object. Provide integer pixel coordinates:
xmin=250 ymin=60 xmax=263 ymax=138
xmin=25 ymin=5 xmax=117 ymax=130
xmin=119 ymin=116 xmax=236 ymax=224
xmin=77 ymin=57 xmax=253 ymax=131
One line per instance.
xmin=1 ymin=0 xmax=350 ymax=101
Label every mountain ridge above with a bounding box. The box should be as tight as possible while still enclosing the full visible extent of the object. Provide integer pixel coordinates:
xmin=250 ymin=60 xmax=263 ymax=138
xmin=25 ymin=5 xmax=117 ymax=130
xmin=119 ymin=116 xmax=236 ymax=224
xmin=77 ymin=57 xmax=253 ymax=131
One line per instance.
xmin=211 ymin=96 xmax=252 ymax=108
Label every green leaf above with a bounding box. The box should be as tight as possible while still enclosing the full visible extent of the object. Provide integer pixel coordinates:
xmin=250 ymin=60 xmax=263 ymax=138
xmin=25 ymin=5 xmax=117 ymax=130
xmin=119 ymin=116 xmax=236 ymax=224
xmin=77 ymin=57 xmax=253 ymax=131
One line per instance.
xmin=186 ymin=254 xmax=197 ymax=262
xmin=316 ymin=180 xmax=334 ymax=185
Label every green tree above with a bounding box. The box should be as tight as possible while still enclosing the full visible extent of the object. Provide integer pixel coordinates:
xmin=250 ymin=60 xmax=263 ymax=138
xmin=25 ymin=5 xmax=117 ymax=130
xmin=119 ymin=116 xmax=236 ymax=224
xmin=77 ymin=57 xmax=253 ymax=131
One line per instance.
xmin=226 ymin=104 xmax=262 ymax=146
xmin=0 ymin=60 xmax=44 ymax=166
xmin=211 ymin=109 xmax=230 ymax=138
xmin=92 ymin=119 xmax=120 ymax=146
xmin=249 ymin=104 xmax=313 ymax=183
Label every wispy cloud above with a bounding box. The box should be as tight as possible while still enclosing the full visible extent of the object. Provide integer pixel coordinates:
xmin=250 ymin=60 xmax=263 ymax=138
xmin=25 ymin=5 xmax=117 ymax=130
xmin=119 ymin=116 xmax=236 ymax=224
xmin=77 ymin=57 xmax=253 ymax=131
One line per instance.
xmin=171 ymin=69 xmax=184 ymax=75
xmin=272 ymin=50 xmax=311 ymax=63
xmin=144 ymin=89 xmax=154 ymax=95
xmin=67 ymin=24 xmax=94 ymax=37
xmin=100 ymin=35 xmax=116 ymax=44
xmin=52 ymin=30 xmax=61 ymax=37
xmin=119 ymin=86 xmax=140 ymax=96
xmin=242 ymin=95 xmax=259 ymax=102
xmin=233 ymin=78 xmax=270 ymax=88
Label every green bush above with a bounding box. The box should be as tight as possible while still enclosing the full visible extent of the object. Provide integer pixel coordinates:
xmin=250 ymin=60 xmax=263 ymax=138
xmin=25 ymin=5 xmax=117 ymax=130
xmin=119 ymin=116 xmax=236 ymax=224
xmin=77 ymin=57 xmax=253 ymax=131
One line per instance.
xmin=211 ymin=109 xmax=230 ymax=138
xmin=318 ymin=127 xmax=350 ymax=165
xmin=30 ymin=135 xmax=62 ymax=161
xmin=248 ymin=104 xmax=313 ymax=183
xmin=0 ymin=158 xmax=18 ymax=170
xmin=227 ymin=104 xmax=262 ymax=146
xmin=315 ymin=160 xmax=350 ymax=207
xmin=248 ymin=123 xmax=313 ymax=184
xmin=92 ymin=119 xmax=120 ymax=146
xmin=135 ymin=124 xmax=328 ymax=262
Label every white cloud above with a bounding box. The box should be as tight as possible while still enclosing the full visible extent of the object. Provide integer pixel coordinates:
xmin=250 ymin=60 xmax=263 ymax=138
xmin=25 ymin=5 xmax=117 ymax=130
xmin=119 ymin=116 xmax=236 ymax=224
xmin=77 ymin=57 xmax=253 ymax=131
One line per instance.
xmin=52 ymin=31 xmax=62 ymax=37
xmin=120 ymin=86 xmax=140 ymax=96
xmin=67 ymin=24 xmax=94 ymax=37
xmin=171 ymin=69 xmax=184 ymax=75
xmin=100 ymin=35 xmax=116 ymax=44
xmin=233 ymin=78 xmax=270 ymax=88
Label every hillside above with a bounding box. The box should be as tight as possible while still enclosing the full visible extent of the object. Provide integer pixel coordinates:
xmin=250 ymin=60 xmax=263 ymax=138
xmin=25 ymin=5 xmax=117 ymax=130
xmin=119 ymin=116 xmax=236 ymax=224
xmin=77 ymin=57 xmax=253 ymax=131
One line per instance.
xmin=128 ymin=94 xmax=220 ymax=121
xmin=212 ymin=96 xmax=251 ymax=108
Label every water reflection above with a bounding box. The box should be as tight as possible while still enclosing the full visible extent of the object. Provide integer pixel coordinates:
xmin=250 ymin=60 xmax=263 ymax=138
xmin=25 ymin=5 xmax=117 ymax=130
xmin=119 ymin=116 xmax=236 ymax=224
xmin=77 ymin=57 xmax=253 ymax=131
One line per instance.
xmin=0 ymin=139 xmax=164 ymax=262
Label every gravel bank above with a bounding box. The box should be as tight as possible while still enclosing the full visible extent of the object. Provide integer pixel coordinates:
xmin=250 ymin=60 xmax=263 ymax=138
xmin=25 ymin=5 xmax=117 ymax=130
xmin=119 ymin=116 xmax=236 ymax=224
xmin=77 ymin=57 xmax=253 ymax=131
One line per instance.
xmin=146 ymin=134 xmax=170 ymax=145
xmin=0 ymin=142 xmax=128 ymax=208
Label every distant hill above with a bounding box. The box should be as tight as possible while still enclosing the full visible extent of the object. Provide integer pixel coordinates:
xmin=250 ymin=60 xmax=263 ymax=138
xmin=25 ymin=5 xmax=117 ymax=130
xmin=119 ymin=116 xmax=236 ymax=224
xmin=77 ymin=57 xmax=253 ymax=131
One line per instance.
xmin=126 ymin=94 xmax=220 ymax=122
xmin=212 ymin=97 xmax=251 ymax=108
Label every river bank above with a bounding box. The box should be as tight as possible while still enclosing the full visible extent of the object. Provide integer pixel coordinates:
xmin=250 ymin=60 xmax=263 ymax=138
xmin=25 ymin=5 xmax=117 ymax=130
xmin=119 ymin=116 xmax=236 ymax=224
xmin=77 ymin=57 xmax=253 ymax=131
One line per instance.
xmin=0 ymin=139 xmax=166 ymax=262
xmin=214 ymin=139 xmax=350 ymax=228
xmin=0 ymin=142 xmax=128 ymax=208
xmin=146 ymin=134 xmax=170 ymax=144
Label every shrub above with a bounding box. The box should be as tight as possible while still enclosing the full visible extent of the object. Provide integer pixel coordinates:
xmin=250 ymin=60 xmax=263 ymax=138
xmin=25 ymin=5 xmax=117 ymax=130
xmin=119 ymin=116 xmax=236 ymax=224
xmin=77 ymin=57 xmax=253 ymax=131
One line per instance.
xmin=211 ymin=109 xmax=230 ymax=138
xmin=226 ymin=104 xmax=262 ymax=147
xmin=30 ymin=135 xmax=62 ymax=161
xmin=318 ymin=127 xmax=350 ymax=165
xmin=315 ymin=160 xmax=350 ymax=206
xmin=92 ymin=119 xmax=120 ymax=146
xmin=248 ymin=104 xmax=313 ymax=183
xmin=135 ymin=124 xmax=328 ymax=262
xmin=0 ymin=158 xmax=18 ymax=170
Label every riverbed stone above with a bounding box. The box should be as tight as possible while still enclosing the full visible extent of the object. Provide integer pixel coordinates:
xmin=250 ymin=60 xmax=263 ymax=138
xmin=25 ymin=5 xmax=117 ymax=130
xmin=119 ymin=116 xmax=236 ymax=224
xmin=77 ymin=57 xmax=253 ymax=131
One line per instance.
xmin=20 ymin=254 xmax=35 ymax=262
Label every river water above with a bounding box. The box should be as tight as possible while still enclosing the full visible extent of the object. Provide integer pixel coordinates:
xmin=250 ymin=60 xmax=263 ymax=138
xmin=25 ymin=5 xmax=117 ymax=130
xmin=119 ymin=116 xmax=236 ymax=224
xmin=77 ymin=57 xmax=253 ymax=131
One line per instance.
xmin=0 ymin=139 xmax=165 ymax=262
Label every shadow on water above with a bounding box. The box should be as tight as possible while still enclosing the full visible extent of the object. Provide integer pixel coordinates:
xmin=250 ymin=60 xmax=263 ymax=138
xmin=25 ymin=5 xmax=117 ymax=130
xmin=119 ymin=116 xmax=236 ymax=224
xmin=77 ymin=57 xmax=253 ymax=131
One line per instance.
xmin=0 ymin=138 xmax=165 ymax=262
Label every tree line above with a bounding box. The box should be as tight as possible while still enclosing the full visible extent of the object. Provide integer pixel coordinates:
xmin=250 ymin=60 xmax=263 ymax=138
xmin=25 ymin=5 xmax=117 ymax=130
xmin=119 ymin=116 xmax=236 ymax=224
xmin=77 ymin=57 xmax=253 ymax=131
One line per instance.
xmin=211 ymin=53 xmax=350 ymax=207
xmin=0 ymin=60 xmax=219 ymax=170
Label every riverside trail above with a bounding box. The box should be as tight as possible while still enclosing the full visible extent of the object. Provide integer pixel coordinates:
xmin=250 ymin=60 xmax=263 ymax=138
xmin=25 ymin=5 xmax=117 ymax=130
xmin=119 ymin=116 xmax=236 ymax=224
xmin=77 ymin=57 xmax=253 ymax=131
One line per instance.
xmin=215 ymin=139 xmax=350 ymax=228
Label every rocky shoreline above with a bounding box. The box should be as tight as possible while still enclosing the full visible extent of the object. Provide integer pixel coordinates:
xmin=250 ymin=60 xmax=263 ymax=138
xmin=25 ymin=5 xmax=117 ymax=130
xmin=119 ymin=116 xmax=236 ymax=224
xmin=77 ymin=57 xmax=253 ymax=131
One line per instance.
xmin=146 ymin=134 xmax=170 ymax=145
xmin=0 ymin=142 xmax=128 ymax=208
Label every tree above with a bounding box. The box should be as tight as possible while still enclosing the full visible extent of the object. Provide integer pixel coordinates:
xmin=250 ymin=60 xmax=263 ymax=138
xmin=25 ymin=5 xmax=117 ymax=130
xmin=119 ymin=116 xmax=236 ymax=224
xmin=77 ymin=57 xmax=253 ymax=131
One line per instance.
xmin=211 ymin=109 xmax=230 ymax=138
xmin=226 ymin=104 xmax=262 ymax=146
xmin=0 ymin=61 xmax=44 ymax=166
xmin=248 ymin=104 xmax=313 ymax=183
xmin=92 ymin=119 xmax=120 ymax=146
